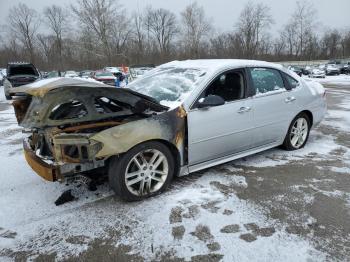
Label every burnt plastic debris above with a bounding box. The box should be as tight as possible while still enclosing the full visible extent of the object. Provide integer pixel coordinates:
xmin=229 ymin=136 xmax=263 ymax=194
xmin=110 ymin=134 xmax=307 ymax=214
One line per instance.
xmin=55 ymin=190 xmax=75 ymax=206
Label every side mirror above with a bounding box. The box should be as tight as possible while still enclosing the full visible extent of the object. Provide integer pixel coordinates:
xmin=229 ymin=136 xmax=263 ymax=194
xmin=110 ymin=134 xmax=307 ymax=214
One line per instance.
xmin=197 ymin=95 xmax=225 ymax=109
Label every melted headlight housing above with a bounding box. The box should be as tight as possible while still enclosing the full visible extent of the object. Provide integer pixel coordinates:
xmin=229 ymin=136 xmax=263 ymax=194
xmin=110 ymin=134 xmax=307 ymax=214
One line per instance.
xmin=52 ymin=134 xmax=103 ymax=163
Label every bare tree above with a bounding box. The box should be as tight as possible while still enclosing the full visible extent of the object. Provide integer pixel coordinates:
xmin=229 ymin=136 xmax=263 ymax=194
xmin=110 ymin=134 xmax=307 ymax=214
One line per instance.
xmin=321 ymin=29 xmax=342 ymax=59
xmin=180 ymin=2 xmax=212 ymax=58
xmin=292 ymin=1 xmax=317 ymax=58
xmin=340 ymin=30 xmax=350 ymax=58
xmin=7 ymin=3 xmax=40 ymax=63
xmin=235 ymin=1 xmax=273 ymax=58
xmin=43 ymin=5 xmax=68 ymax=70
xmin=110 ymin=13 xmax=133 ymax=64
xmin=144 ymin=7 xmax=178 ymax=60
xmin=72 ymin=0 xmax=120 ymax=64
xmin=37 ymin=34 xmax=55 ymax=66
xmin=130 ymin=11 xmax=146 ymax=63
xmin=280 ymin=23 xmax=298 ymax=58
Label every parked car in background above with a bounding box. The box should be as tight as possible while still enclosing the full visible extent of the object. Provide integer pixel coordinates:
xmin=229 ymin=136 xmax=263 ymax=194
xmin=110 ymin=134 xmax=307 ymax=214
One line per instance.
xmin=0 ymin=69 xmax=5 ymax=86
xmin=104 ymin=67 xmax=120 ymax=74
xmin=40 ymin=71 xmax=48 ymax=78
xmin=339 ymin=62 xmax=349 ymax=74
xmin=328 ymin=60 xmax=341 ymax=65
xmin=325 ymin=64 xmax=340 ymax=75
xmin=302 ymin=66 xmax=312 ymax=76
xmin=3 ymin=62 xmax=40 ymax=100
xmin=129 ymin=64 xmax=156 ymax=82
xmin=309 ymin=68 xmax=326 ymax=78
xmin=1 ymin=68 xmax=6 ymax=76
xmin=79 ymin=70 xmax=93 ymax=79
xmin=64 ymin=71 xmax=79 ymax=78
xmin=92 ymin=70 xmax=116 ymax=86
xmin=288 ymin=66 xmax=303 ymax=76
xmin=319 ymin=64 xmax=326 ymax=70
xmin=47 ymin=71 xmax=62 ymax=78
xmin=10 ymin=60 xmax=327 ymax=201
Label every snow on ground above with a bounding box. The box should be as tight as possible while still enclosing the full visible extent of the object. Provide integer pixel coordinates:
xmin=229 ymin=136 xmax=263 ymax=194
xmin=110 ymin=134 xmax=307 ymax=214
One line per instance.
xmin=231 ymin=130 xmax=344 ymax=168
xmin=305 ymin=75 xmax=350 ymax=86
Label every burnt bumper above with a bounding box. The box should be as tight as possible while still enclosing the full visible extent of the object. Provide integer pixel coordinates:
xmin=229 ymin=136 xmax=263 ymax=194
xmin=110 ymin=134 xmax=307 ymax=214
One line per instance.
xmin=23 ymin=138 xmax=62 ymax=182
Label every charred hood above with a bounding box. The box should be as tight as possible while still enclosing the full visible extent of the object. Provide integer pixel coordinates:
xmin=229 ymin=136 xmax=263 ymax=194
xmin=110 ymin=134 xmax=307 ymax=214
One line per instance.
xmin=10 ymin=79 xmax=168 ymax=128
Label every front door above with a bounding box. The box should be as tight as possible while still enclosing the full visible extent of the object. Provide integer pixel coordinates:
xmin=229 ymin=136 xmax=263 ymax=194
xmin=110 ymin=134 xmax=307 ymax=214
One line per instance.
xmin=187 ymin=69 xmax=255 ymax=165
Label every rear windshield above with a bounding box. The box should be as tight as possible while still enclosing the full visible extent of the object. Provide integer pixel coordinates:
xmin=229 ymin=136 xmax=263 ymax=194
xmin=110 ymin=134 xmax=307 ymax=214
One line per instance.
xmin=8 ymin=65 xmax=38 ymax=76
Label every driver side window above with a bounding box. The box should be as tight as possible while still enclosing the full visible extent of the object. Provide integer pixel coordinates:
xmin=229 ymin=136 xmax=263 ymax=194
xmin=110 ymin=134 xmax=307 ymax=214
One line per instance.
xmin=204 ymin=71 xmax=245 ymax=102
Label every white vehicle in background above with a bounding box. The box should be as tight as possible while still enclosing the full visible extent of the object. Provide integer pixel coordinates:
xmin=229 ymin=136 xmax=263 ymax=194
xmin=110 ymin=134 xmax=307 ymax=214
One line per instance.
xmin=104 ymin=67 xmax=120 ymax=74
xmin=129 ymin=64 xmax=156 ymax=82
xmin=319 ymin=64 xmax=326 ymax=70
xmin=0 ymin=69 xmax=5 ymax=86
xmin=64 ymin=71 xmax=79 ymax=78
xmin=325 ymin=64 xmax=340 ymax=76
xmin=309 ymin=68 xmax=326 ymax=78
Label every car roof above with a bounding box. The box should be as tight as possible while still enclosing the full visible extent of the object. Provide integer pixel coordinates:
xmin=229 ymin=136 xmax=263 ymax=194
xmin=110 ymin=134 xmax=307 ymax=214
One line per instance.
xmin=159 ymin=59 xmax=283 ymax=72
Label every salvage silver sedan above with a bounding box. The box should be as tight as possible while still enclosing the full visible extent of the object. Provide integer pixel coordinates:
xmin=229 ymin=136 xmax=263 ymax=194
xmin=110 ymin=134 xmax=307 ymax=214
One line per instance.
xmin=11 ymin=60 xmax=327 ymax=201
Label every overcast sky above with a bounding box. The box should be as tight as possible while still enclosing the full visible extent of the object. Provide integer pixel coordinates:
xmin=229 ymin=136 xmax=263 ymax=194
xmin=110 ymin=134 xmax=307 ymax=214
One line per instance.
xmin=0 ymin=0 xmax=349 ymax=34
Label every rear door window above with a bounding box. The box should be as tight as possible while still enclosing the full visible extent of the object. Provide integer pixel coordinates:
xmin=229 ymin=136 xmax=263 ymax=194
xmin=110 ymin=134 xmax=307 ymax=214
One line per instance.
xmin=249 ymin=68 xmax=285 ymax=95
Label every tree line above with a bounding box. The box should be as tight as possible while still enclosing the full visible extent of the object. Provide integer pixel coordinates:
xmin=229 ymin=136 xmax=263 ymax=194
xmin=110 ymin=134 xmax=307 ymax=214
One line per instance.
xmin=0 ymin=0 xmax=349 ymax=71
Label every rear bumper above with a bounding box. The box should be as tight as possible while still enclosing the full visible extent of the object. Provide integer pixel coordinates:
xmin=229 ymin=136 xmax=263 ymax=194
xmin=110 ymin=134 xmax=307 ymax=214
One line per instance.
xmin=23 ymin=138 xmax=62 ymax=182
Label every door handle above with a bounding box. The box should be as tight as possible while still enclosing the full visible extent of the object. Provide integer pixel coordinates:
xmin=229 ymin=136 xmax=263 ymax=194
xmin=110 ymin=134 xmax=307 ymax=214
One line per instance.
xmin=238 ymin=107 xmax=251 ymax=114
xmin=285 ymin=97 xmax=296 ymax=103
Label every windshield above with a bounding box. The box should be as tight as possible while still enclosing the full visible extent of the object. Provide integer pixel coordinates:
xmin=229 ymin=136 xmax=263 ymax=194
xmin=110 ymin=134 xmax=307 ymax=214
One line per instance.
xmin=128 ymin=67 xmax=206 ymax=107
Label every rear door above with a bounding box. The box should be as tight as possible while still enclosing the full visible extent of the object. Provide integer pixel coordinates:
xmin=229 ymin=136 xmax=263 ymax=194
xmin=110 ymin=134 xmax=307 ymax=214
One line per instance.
xmin=248 ymin=67 xmax=298 ymax=147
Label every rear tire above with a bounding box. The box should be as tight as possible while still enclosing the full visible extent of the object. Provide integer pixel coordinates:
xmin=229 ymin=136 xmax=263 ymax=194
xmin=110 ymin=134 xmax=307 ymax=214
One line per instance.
xmin=282 ymin=113 xmax=311 ymax=151
xmin=108 ymin=141 xmax=175 ymax=201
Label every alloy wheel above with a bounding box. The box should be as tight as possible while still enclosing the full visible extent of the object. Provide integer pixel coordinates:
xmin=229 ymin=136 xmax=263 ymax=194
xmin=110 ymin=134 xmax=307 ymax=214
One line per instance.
xmin=124 ymin=149 xmax=169 ymax=196
xmin=290 ymin=118 xmax=308 ymax=148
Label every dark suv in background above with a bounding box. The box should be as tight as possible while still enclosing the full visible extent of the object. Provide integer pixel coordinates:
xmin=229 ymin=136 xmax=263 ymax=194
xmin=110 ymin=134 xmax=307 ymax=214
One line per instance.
xmin=3 ymin=62 xmax=40 ymax=100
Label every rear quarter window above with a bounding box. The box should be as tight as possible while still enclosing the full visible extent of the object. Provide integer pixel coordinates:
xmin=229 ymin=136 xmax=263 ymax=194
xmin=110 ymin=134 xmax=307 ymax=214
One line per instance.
xmin=284 ymin=73 xmax=300 ymax=89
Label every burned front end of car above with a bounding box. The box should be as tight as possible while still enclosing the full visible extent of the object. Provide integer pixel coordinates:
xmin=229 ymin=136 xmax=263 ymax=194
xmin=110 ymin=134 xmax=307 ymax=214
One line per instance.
xmin=11 ymin=81 xmax=172 ymax=182
xmin=23 ymin=131 xmax=105 ymax=182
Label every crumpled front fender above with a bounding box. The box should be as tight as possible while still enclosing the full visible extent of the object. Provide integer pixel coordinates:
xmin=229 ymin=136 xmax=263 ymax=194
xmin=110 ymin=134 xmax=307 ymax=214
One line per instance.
xmin=91 ymin=107 xmax=187 ymax=165
xmin=92 ymin=119 xmax=171 ymax=157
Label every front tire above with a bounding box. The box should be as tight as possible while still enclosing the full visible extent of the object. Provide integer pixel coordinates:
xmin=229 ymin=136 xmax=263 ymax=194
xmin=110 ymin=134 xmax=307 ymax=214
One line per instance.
xmin=108 ymin=141 xmax=175 ymax=201
xmin=282 ymin=113 xmax=310 ymax=151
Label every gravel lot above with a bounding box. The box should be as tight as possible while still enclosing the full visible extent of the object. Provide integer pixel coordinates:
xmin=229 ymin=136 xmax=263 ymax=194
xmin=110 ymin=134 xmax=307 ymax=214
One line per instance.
xmin=0 ymin=81 xmax=349 ymax=261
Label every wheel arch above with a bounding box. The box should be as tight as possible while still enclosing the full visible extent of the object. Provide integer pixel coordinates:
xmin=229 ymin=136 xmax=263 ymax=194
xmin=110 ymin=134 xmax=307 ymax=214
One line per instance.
xmin=299 ymin=110 xmax=313 ymax=127
xmin=135 ymin=139 xmax=182 ymax=177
